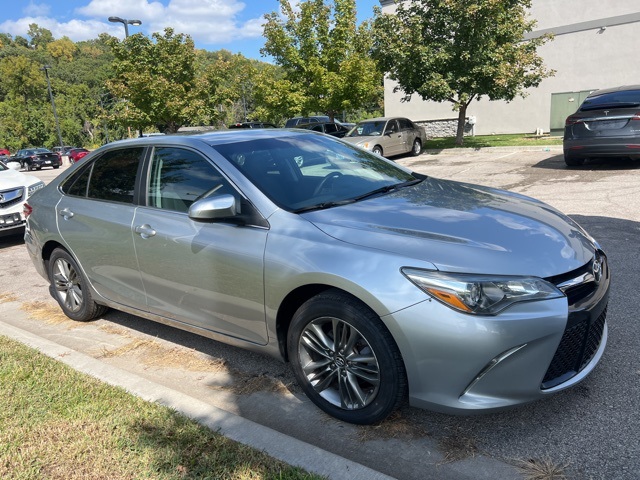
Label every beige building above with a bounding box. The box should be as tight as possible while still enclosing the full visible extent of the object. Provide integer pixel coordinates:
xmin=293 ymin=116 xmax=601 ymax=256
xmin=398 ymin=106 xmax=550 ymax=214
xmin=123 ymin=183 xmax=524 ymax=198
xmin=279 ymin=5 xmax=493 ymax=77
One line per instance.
xmin=379 ymin=0 xmax=640 ymax=136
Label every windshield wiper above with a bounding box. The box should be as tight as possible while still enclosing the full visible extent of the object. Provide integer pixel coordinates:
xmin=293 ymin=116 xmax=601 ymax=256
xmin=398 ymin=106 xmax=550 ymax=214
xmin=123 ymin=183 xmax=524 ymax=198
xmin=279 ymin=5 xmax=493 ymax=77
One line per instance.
xmin=293 ymin=199 xmax=356 ymax=213
xmin=353 ymin=178 xmax=423 ymax=202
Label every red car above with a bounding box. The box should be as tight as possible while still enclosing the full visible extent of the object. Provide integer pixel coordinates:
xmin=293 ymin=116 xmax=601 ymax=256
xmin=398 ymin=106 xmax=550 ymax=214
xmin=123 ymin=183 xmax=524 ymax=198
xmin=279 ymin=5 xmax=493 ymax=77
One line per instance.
xmin=68 ymin=148 xmax=89 ymax=162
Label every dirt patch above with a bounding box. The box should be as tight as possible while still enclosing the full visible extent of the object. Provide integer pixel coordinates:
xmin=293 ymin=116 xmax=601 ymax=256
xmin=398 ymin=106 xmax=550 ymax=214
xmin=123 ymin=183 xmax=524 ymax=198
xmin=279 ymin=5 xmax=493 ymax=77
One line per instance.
xmin=20 ymin=301 xmax=77 ymax=328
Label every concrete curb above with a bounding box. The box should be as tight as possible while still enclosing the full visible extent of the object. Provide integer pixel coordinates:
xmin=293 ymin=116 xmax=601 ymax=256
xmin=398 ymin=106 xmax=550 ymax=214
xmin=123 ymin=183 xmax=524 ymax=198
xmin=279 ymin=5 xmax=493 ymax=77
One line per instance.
xmin=0 ymin=302 xmax=395 ymax=480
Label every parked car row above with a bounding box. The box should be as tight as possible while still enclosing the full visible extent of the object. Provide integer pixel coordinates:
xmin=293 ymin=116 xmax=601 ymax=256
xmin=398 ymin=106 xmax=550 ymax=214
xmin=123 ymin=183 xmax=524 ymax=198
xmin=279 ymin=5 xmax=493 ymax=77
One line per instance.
xmin=229 ymin=116 xmax=428 ymax=158
xmin=0 ymin=159 xmax=44 ymax=237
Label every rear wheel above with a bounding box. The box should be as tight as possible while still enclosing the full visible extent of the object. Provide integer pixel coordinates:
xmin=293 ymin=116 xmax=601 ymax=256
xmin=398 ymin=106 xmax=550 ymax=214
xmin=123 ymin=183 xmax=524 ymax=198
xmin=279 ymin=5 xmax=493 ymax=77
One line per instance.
xmin=48 ymin=248 xmax=108 ymax=321
xmin=288 ymin=290 xmax=407 ymax=424
xmin=411 ymin=139 xmax=422 ymax=156
xmin=564 ymin=154 xmax=585 ymax=167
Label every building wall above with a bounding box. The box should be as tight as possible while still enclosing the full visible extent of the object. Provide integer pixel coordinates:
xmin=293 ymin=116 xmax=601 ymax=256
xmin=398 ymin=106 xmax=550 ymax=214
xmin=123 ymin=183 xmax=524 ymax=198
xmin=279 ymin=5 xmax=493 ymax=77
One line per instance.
xmin=380 ymin=0 xmax=640 ymax=136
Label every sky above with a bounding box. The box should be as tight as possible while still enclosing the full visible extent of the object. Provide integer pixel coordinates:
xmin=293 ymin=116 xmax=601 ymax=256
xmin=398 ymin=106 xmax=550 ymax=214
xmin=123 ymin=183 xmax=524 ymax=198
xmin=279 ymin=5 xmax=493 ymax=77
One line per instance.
xmin=0 ymin=0 xmax=382 ymax=60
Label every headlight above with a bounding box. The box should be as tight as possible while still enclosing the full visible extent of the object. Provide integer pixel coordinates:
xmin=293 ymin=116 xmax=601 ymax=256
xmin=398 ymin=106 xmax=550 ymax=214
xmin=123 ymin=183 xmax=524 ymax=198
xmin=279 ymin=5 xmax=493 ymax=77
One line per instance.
xmin=27 ymin=181 xmax=45 ymax=197
xmin=358 ymin=142 xmax=370 ymax=150
xmin=401 ymin=268 xmax=564 ymax=315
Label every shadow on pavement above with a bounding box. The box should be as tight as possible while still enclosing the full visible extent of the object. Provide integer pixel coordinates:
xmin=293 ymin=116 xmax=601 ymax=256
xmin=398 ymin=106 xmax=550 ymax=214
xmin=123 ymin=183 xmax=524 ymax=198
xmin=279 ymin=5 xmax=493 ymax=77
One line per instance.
xmin=532 ymin=154 xmax=640 ymax=171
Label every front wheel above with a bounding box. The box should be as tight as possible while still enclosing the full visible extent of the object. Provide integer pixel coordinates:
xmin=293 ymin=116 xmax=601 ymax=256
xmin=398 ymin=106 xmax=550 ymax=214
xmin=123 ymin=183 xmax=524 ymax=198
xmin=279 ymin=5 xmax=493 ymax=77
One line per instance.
xmin=372 ymin=146 xmax=383 ymax=156
xmin=288 ymin=290 xmax=407 ymax=424
xmin=48 ymin=248 xmax=107 ymax=321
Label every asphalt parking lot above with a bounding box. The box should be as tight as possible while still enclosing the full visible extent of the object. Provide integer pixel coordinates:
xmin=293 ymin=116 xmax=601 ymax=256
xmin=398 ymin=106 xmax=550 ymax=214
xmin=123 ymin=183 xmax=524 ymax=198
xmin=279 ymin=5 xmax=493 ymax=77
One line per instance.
xmin=1 ymin=148 xmax=638 ymax=479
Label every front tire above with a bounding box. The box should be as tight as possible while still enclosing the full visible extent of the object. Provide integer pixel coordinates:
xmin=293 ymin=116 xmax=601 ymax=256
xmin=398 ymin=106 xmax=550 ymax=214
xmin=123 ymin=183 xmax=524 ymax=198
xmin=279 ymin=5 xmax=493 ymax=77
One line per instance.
xmin=372 ymin=146 xmax=383 ymax=156
xmin=288 ymin=290 xmax=407 ymax=424
xmin=48 ymin=248 xmax=107 ymax=321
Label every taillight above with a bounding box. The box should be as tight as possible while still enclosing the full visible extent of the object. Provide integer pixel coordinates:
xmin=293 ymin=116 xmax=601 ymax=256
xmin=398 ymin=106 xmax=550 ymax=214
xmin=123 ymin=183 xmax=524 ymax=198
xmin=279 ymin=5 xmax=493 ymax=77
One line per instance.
xmin=23 ymin=202 xmax=33 ymax=218
xmin=565 ymin=116 xmax=581 ymax=126
xmin=632 ymin=112 xmax=640 ymax=121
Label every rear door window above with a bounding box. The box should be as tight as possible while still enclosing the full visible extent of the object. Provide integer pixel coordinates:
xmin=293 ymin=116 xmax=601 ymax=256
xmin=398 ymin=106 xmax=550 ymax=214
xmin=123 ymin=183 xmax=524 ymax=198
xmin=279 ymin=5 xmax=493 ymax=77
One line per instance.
xmin=87 ymin=148 xmax=144 ymax=203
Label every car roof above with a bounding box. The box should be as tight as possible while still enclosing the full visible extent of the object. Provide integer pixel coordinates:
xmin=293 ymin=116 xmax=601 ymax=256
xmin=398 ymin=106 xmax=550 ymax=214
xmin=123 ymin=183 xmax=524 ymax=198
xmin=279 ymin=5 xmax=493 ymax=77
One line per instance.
xmin=587 ymin=85 xmax=640 ymax=97
xmin=97 ymin=129 xmax=318 ymax=150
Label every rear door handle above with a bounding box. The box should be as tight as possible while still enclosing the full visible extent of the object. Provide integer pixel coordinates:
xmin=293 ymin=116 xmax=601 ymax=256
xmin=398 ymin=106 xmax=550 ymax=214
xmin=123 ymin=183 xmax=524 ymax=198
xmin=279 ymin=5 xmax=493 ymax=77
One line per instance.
xmin=59 ymin=208 xmax=74 ymax=220
xmin=134 ymin=224 xmax=156 ymax=239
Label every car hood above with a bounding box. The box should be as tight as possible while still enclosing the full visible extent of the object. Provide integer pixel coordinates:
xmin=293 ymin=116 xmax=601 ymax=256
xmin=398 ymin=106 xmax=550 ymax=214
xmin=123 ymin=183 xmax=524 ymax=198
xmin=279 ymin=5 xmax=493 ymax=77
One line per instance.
xmin=342 ymin=135 xmax=380 ymax=146
xmin=0 ymin=168 xmax=41 ymax=189
xmin=301 ymin=177 xmax=596 ymax=277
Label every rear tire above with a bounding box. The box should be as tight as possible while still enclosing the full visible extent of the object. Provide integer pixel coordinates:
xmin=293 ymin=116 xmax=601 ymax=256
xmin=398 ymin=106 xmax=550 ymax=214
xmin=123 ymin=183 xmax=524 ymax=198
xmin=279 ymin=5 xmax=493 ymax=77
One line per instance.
xmin=288 ymin=290 xmax=407 ymax=424
xmin=564 ymin=154 xmax=585 ymax=167
xmin=411 ymin=139 xmax=422 ymax=156
xmin=48 ymin=248 xmax=108 ymax=322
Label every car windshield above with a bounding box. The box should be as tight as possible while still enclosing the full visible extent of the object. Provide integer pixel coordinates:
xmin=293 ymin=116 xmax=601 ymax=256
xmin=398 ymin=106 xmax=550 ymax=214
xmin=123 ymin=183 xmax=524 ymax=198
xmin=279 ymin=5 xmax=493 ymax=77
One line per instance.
xmin=345 ymin=121 xmax=387 ymax=137
xmin=212 ymin=133 xmax=418 ymax=212
xmin=0 ymin=161 xmax=7 ymax=171
xmin=580 ymin=89 xmax=640 ymax=111
xmin=33 ymin=148 xmax=52 ymax=154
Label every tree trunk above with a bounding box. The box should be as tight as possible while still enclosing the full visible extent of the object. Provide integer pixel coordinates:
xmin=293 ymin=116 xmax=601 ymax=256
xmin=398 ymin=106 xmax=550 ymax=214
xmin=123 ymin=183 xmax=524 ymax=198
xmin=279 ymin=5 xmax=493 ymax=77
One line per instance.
xmin=455 ymin=105 xmax=467 ymax=146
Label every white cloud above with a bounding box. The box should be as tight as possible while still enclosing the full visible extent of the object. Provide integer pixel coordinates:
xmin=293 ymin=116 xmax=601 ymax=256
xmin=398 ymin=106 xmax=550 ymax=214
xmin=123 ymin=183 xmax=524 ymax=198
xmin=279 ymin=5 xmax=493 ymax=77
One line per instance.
xmin=23 ymin=2 xmax=51 ymax=17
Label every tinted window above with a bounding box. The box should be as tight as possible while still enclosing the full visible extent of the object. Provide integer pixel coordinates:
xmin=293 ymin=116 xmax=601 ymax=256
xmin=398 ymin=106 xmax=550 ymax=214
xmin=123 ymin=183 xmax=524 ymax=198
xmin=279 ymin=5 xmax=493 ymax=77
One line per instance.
xmin=147 ymin=147 xmax=235 ymax=213
xmin=580 ymin=89 xmax=640 ymax=111
xmin=62 ymin=164 xmax=92 ymax=197
xmin=87 ymin=148 xmax=144 ymax=203
xmin=325 ymin=124 xmax=338 ymax=134
xmin=398 ymin=118 xmax=414 ymax=130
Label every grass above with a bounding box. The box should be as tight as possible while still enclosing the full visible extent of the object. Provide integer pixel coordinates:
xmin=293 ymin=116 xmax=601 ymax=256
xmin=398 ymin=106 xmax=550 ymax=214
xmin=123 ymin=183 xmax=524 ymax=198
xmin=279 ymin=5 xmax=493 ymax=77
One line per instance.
xmin=427 ymin=133 xmax=563 ymax=150
xmin=0 ymin=335 xmax=324 ymax=480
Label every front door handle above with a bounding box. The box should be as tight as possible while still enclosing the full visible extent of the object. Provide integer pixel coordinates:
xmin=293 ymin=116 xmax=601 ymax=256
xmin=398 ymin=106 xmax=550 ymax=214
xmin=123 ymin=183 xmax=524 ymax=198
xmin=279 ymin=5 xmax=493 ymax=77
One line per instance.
xmin=134 ymin=224 xmax=157 ymax=239
xmin=59 ymin=208 xmax=74 ymax=220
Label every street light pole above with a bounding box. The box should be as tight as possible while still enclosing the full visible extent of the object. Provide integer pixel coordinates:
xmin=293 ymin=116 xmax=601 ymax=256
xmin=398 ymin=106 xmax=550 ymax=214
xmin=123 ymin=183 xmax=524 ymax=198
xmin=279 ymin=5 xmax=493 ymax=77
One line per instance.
xmin=41 ymin=65 xmax=64 ymax=151
xmin=108 ymin=16 xmax=142 ymax=38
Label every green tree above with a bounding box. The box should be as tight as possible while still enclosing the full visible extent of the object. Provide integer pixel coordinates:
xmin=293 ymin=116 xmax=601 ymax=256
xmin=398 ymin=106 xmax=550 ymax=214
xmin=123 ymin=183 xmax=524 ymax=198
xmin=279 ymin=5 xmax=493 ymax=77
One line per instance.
xmin=27 ymin=24 xmax=54 ymax=49
xmin=262 ymin=0 xmax=382 ymax=121
xmin=372 ymin=0 xmax=554 ymax=145
xmin=107 ymin=28 xmax=204 ymax=134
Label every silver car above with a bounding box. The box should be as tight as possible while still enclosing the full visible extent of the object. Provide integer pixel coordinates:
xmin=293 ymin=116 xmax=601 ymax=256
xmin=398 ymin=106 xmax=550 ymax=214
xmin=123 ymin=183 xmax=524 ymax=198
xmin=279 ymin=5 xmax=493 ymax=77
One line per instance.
xmin=343 ymin=116 xmax=427 ymax=157
xmin=24 ymin=130 xmax=609 ymax=424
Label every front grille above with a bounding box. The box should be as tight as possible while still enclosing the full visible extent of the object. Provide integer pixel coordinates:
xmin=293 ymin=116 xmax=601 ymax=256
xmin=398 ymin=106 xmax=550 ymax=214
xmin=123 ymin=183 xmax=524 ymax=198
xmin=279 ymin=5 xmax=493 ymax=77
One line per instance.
xmin=0 ymin=187 xmax=25 ymax=210
xmin=541 ymin=307 xmax=607 ymax=389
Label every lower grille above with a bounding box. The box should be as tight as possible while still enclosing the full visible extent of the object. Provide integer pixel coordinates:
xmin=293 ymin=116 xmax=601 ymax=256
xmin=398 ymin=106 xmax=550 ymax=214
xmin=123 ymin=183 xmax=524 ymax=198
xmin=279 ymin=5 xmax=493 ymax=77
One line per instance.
xmin=541 ymin=306 xmax=607 ymax=389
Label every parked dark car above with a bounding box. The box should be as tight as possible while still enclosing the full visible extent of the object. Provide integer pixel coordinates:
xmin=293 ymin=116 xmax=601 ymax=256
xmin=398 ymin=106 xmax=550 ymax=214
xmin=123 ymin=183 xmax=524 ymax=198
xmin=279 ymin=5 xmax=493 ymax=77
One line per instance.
xmin=294 ymin=122 xmax=350 ymax=138
xmin=24 ymin=130 xmax=609 ymax=425
xmin=563 ymin=85 xmax=640 ymax=167
xmin=228 ymin=122 xmax=277 ymax=129
xmin=12 ymin=148 xmax=62 ymax=171
xmin=284 ymin=116 xmax=331 ymax=128
xmin=52 ymin=146 xmax=75 ymax=159
xmin=68 ymin=148 xmax=90 ymax=162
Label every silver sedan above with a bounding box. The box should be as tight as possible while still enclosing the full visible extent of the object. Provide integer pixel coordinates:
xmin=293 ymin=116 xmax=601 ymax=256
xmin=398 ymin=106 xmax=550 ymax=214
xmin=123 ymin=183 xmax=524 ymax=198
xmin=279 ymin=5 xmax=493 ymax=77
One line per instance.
xmin=342 ymin=116 xmax=427 ymax=157
xmin=24 ymin=129 xmax=609 ymax=424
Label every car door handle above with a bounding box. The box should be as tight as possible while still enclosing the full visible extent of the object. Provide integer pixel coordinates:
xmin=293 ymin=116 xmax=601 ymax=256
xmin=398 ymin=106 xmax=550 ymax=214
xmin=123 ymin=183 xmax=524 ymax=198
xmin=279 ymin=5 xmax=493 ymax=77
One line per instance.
xmin=134 ymin=224 xmax=157 ymax=239
xmin=59 ymin=208 xmax=74 ymax=220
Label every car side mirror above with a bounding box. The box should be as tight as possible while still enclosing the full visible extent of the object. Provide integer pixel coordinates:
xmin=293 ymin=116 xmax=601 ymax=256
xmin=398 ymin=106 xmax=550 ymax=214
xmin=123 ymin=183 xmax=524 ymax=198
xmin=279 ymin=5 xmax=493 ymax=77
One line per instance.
xmin=189 ymin=194 xmax=238 ymax=221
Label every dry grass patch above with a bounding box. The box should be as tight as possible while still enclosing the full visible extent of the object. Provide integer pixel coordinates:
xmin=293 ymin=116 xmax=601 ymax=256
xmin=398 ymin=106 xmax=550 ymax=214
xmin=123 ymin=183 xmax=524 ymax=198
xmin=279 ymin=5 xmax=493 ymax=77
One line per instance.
xmin=357 ymin=410 xmax=428 ymax=441
xmin=438 ymin=430 xmax=479 ymax=464
xmin=99 ymin=338 xmax=227 ymax=372
xmin=516 ymin=457 xmax=568 ymax=480
xmin=227 ymin=373 xmax=294 ymax=396
xmin=0 ymin=292 xmax=19 ymax=303
xmin=20 ymin=300 xmax=76 ymax=327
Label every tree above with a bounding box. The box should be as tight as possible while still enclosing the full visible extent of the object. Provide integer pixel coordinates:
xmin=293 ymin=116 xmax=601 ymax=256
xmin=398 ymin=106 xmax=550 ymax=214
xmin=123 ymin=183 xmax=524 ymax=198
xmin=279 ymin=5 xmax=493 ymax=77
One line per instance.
xmin=262 ymin=0 xmax=382 ymax=121
xmin=372 ymin=0 xmax=554 ymax=145
xmin=107 ymin=28 xmax=204 ymax=134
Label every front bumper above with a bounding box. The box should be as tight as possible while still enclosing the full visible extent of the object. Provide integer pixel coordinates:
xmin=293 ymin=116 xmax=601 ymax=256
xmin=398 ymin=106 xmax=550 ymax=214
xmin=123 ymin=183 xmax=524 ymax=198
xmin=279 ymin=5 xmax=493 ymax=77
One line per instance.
xmin=383 ymin=259 xmax=610 ymax=413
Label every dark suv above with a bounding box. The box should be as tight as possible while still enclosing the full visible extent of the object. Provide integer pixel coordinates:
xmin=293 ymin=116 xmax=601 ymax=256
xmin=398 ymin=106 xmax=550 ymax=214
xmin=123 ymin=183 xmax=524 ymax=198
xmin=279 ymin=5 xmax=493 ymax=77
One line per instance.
xmin=228 ymin=122 xmax=277 ymax=129
xmin=294 ymin=122 xmax=350 ymax=138
xmin=563 ymin=85 xmax=640 ymax=166
xmin=284 ymin=116 xmax=331 ymax=128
